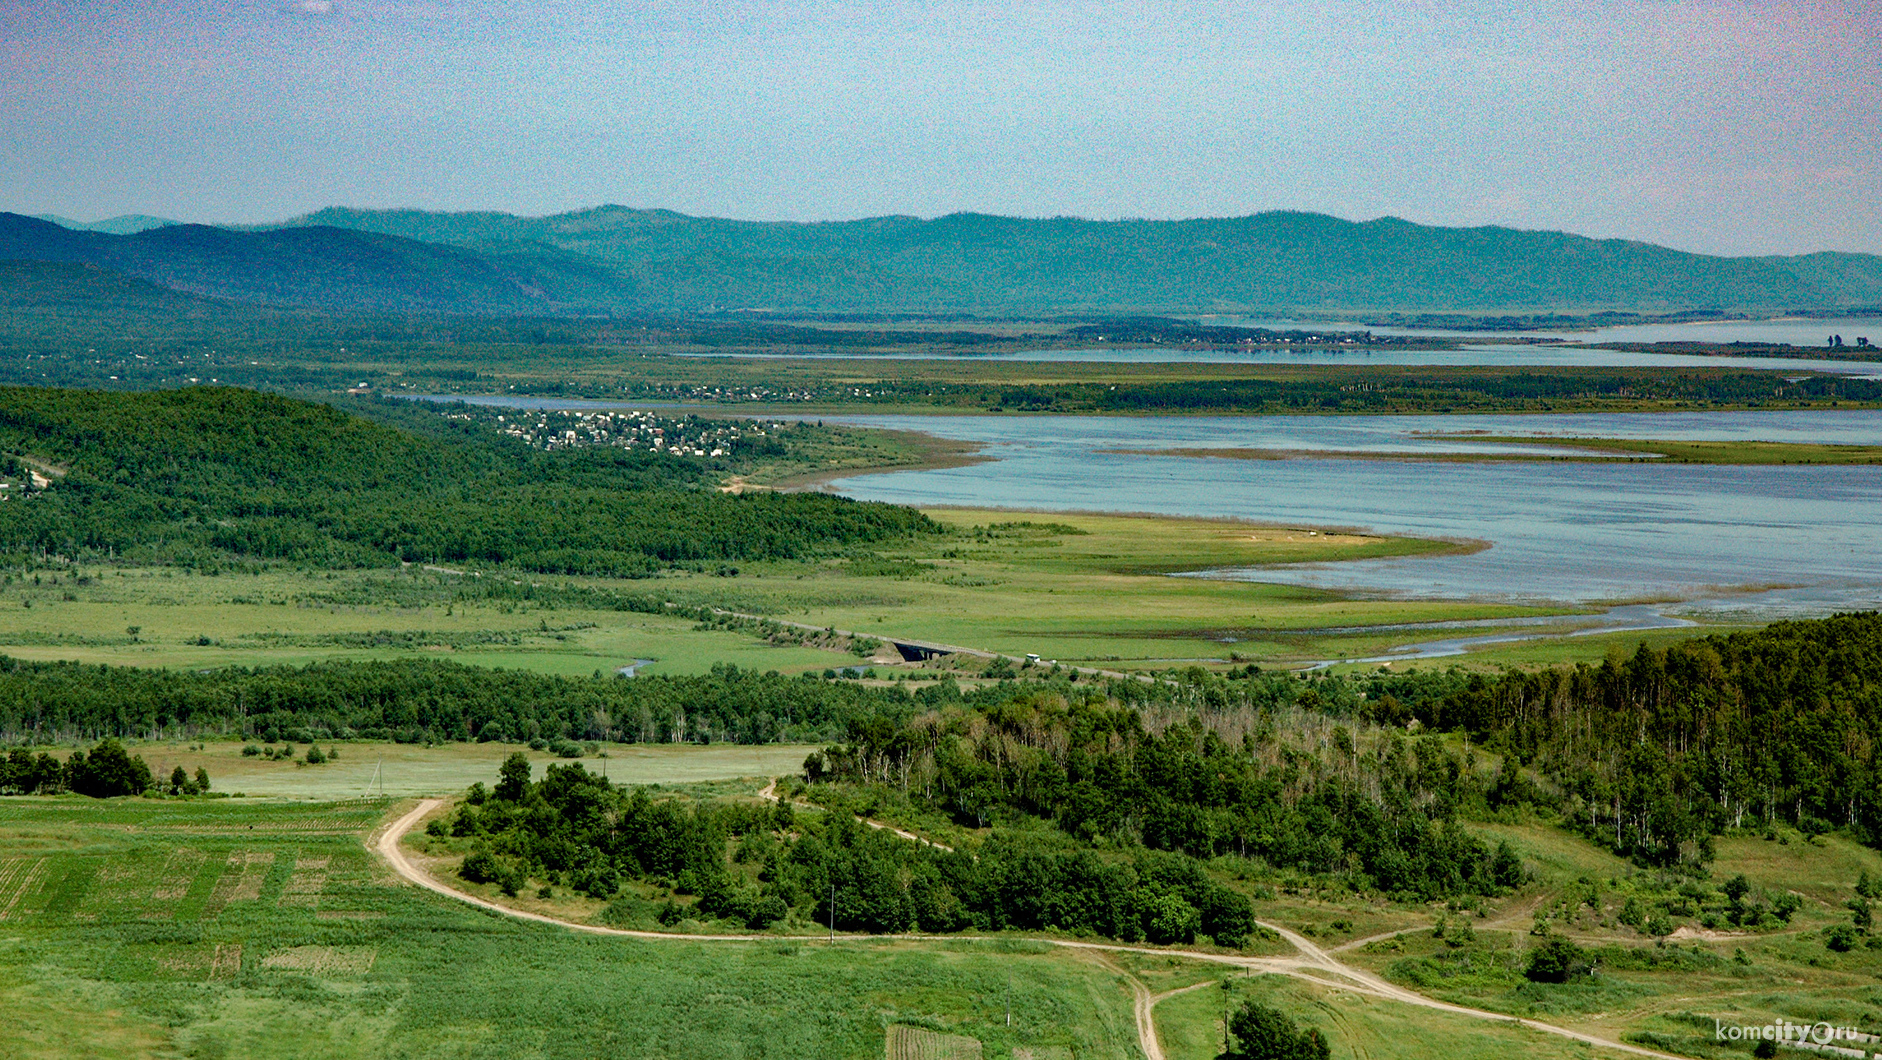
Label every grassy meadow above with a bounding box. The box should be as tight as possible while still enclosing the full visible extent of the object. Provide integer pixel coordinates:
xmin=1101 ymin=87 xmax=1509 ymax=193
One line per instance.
xmin=0 ymin=508 xmax=1671 ymax=676
xmin=119 ymin=740 xmax=818 ymax=800
xmin=0 ymin=796 xmax=1143 ymax=1060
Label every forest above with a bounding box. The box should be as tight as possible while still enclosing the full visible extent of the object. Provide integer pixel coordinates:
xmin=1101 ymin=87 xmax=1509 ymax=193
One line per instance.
xmin=9 ymin=613 xmax=1878 ymax=894
xmin=444 ymin=751 xmax=1264 ymax=947
xmin=0 ymin=386 xmax=937 ymax=573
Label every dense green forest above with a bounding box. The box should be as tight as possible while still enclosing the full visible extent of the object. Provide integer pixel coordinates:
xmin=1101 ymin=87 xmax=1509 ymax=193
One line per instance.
xmin=798 ymin=615 xmax=1882 ymax=878
xmin=0 ymin=386 xmax=936 ymax=572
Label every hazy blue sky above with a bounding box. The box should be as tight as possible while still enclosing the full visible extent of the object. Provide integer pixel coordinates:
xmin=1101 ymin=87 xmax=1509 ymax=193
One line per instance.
xmin=3 ymin=0 xmax=1876 ymax=255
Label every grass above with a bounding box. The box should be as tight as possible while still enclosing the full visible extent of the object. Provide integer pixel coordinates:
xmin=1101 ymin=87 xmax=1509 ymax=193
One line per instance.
xmin=675 ymin=509 xmax=1585 ymax=669
xmin=0 ymin=510 xmax=1683 ymax=676
xmin=0 ymin=797 xmax=1144 ymax=1060
xmin=120 ymin=739 xmax=819 ymax=799
xmin=1153 ymin=971 xmax=1604 ymax=1060
xmin=4 ymin=789 xmax=1881 ymax=1059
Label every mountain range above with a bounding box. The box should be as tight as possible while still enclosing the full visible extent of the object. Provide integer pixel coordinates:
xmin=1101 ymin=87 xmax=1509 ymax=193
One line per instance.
xmin=7 ymin=207 xmax=1881 ymax=317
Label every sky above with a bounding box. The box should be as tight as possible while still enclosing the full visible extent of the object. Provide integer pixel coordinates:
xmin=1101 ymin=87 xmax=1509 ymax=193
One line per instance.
xmin=2 ymin=0 xmax=1878 ymax=256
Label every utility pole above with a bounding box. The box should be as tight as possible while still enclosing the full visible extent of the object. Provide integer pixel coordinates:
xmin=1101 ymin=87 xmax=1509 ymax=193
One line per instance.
xmin=1222 ymin=978 xmax=1232 ymax=1056
xmin=1006 ymin=973 xmax=1012 ymax=1027
xmin=829 ymin=883 xmax=836 ymax=943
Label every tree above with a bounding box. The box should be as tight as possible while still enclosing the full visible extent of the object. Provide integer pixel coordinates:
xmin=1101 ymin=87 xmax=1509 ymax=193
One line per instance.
xmin=64 ymin=740 xmax=152 ymax=798
xmin=495 ymin=751 xmax=532 ymax=802
xmin=195 ymin=766 xmax=210 ymax=792
xmin=1722 ymin=874 xmax=1751 ymax=905
xmin=169 ymin=765 xmax=189 ymax=795
xmin=1222 ymin=1000 xmax=1330 ymax=1060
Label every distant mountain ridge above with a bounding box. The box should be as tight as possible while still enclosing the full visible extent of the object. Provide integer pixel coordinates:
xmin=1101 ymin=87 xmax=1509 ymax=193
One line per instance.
xmin=3 ymin=206 xmax=1880 ymax=316
xmin=253 ymin=206 xmax=1882 ymax=313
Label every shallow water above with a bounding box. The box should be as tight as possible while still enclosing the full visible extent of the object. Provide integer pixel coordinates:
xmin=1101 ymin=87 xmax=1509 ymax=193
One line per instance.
xmin=818 ymin=410 xmax=1882 ymax=610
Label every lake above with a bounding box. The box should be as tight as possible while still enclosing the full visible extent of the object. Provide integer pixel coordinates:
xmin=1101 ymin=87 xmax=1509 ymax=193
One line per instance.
xmin=819 ymin=410 xmax=1882 ymax=614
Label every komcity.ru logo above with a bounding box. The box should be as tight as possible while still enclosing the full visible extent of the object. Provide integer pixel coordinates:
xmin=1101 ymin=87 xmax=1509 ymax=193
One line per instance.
xmin=1713 ymin=1018 xmax=1879 ymax=1057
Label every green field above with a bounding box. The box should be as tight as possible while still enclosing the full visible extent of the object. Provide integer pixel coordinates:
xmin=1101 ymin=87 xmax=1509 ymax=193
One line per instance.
xmin=118 ymin=740 xmax=819 ymax=800
xmin=0 ymin=796 xmax=1143 ymax=1060
xmin=1153 ymin=974 xmax=1603 ymax=1060
xmin=0 ymin=508 xmax=1662 ymax=675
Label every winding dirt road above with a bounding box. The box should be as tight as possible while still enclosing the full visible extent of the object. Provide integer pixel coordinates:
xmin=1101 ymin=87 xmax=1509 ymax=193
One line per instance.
xmin=374 ymin=799 xmax=1684 ymax=1060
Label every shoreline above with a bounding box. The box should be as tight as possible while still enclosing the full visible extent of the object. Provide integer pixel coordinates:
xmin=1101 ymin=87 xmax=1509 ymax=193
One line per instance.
xmin=727 ymin=426 xmax=992 ymax=492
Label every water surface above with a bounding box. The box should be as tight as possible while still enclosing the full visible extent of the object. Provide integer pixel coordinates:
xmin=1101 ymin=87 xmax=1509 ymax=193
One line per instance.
xmin=819 ymin=410 xmax=1882 ymax=611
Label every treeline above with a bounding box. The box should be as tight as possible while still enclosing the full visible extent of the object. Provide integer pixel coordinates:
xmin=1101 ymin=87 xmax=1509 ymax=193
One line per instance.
xmin=446 ymin=755 xmax=1260 ymax=946
xmin=0 ymin=386 xmax=937 ymax=573
xmin=0 ymin=657 xmax=921 ymax=746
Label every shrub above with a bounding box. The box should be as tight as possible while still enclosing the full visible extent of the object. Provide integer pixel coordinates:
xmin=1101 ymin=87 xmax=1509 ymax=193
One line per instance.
xmin=1825 ymin=924 xmax=1859 ymax=952
xmin=459 ymin=849 xmax=499 ymax=884
xmin=1142 ymin=892 xmax=1201 ymax=945
xmin=1525 ymin=936 xmax=1590 ymax=983
xmin=549 ymin=738 xmax=583 ymax=759
xmin=1224 ymin=1000 xmax=1331 ymax=1060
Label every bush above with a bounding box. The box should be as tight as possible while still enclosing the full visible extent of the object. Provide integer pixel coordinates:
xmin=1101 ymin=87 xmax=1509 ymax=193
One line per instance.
xmin=1825 ymin=923 xmax=1860 ymax=952
xmin=569 ymin=864 xmax=619 ymax=899
xmin=549 ymin=738 xmax=584 ymax=759
xmin=1224 ymin=1000 xmax=1331 ymax=1060
xmin=1142 ymin=891 xmax=1201 ymax=945
xmin=1525 ymin=936 xmax=1590 ymax=983
xmin=459 ymin=849 xmax=499 ymax=884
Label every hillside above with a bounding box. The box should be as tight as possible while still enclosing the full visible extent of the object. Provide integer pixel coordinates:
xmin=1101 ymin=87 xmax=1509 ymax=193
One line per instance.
xmin=0 ymin=386 xmax=936 ymax=574
xmin=0 ymin=213 xmax=636 ymax=315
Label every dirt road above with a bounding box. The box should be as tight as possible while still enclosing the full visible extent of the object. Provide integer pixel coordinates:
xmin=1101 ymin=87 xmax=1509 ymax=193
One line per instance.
xmin=374 ymin=799 xmax=1685 ymax=1060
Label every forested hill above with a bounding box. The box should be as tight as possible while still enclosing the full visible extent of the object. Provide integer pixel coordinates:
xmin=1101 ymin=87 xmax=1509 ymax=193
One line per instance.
xmin=0 ymin=387 xmax=937 ymax=573
xmin=278 ymin=206 xmax=1882 ymax=313
xmin=7 ymin=208 xmax=1882 ymax=315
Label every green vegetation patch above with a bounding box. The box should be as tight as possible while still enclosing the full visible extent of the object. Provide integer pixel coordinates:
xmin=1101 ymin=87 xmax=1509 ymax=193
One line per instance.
xmin=0 ymin=796 xmax=1141 ymax=1059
